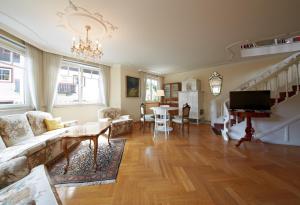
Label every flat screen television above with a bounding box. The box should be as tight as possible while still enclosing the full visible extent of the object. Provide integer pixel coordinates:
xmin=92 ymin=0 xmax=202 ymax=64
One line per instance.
xmin=229 ymin=90 xmax=271 ymax=111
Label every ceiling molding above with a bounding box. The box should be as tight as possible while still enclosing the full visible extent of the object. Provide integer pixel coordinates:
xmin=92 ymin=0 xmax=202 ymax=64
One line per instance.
xmin=57 ymin=0 xmax=118 ymax=41
xmin=0 ymin=10 xmax=48 ymax=47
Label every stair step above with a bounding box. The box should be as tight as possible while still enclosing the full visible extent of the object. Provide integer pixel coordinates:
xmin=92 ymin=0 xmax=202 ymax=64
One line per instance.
xmin=212 ymin=123 xmax=223 ymax=135
xmin=270 ymin=98 xmax=276 ymax=106
xmin=279 ymin=91 xmax=296 ymax=98
xmin=292 ymin=85 xmax=300 ymax=92
xmin=277 ymin=97 xmax=285 ymax=103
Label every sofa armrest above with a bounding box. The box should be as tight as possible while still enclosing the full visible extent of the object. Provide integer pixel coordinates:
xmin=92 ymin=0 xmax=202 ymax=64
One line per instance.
xmin=0 ymin=156 xmax=29 ymax=189
xmin=62 ymin=120 xmax=78 ymax=128
xmin=98 ymin=118 xmax=112 ymax=122
xmin=119 ymin=115 xmax=131 ymax=120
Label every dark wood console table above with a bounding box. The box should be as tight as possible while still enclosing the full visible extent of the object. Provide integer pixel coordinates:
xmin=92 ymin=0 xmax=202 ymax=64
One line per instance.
xmin=230 ymin=111 xmax=271 ymax=147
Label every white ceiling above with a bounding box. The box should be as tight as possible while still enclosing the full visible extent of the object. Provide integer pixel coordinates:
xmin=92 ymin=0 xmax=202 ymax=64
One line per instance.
xmin=0 ymin=0 xmax=300 ymax=74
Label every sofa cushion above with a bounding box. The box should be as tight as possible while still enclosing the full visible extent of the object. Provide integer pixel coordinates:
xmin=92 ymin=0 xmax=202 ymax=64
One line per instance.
xmin=0 ymin=165 xmax=62 ymax=205
xmin=0 ymin=136 xmax=6 ymax=151
xmin=16 ymin=128 xmax=68 ymax=146
xmin=0 ymin=114 xmax=35 ymax=147
xmin=0 ymin=142 xmax=46 ymax=164
xmin=0 ymin=156 xmax=29 ymax=189
xmin=98 ymin=107 xmax=121 ymax=120
xmin=26 ymin=111 xmax=53 ymax=136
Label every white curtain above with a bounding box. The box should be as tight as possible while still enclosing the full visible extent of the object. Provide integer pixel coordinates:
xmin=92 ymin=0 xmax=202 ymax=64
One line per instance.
xmin=99 ymin=65 xmax=110 ymax=106
xmin=142 ymin=72 xmax=164 ymax=102
xmin=140 ymin=71 xmax=147 ymax=103
xmin=25 ymin=44 xmax=43 ymax=110
xmin=43 ymin=52 xmax=62 ymax=112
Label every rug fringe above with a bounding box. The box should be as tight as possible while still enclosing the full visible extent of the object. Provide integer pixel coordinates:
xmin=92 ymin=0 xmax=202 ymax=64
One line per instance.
xmin=54 ymin=179 xmax=116 ymax=187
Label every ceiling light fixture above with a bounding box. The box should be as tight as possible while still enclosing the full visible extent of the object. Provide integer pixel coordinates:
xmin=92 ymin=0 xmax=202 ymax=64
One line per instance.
xmin=209 ymin=72 xmax=223 ymax=96
xmin=71 ymin=25 xmax=103 ymax=61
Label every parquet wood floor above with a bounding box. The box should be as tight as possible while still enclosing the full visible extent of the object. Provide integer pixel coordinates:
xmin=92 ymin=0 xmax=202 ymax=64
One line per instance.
xmin=56 ymin=124 xmax=300 ymax=205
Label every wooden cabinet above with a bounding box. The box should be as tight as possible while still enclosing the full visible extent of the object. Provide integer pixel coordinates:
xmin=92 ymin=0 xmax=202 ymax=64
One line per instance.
xmin=162 ymin=82 xmax=181 ymax=116
xmin=163 ymin=82 xmax=181 ymax=101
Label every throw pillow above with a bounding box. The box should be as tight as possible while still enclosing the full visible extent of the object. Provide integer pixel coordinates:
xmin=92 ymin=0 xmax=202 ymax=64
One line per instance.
xmin=44 ymin=118 xmax=64 ymax=131
xmin=0 ymin=114 xmax=35 ymax=147
xmin=26 ymin=111 xmax=53 ymax=136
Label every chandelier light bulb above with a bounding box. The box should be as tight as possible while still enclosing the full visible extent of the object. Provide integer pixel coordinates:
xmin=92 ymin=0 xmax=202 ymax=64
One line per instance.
xmin=70 ymin=25 xmax=103 ymax=61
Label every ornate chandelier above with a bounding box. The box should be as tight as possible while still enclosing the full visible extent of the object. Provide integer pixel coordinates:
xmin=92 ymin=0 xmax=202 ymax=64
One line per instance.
xmin=71 ymin=25 xmax=103 ymax=61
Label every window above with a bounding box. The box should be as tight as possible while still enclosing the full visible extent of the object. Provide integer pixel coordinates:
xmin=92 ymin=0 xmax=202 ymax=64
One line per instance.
xmin=55 ymin=61 xmax=103 ymax=105
xmin=145 ymin=78 xmax=159 ymax=101
xmin=0 ymin=44 xmax=26 ymax=106
xmin=0 ymin=68 xmax=12 ymax=82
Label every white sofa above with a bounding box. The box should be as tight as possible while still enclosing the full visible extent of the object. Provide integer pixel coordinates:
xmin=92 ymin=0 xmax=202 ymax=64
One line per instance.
xmin=0 ymin=111 xmax=78 ymax=204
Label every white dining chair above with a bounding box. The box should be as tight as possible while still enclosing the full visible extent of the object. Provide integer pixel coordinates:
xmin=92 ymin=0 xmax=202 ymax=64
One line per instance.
xmin=153 ymin=107 xmax=173 ymax=138
xmin=159 ymin=105 xmax=170 ymax=119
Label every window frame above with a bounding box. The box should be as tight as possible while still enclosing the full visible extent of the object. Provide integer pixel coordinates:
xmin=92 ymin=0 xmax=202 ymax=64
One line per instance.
xmin=0 ymin=67 xmax=13 ymax=83
xmin=145 ymin=77 xmax=160 ymax=102
xmin=54 ymin=61 xmax=103 ymax=107
xmin=0 ymin=37 xmax=30 ymax=110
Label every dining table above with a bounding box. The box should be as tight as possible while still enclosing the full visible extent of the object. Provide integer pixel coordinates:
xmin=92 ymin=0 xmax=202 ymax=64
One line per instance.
xmin=150 ymin=106 xmax=179 ymax=120
xmin=150 ymin=106 xmax=179 ymax=111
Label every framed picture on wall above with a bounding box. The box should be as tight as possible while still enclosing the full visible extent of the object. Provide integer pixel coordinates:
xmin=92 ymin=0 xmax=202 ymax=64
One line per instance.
xmin=126 ymin=76 xmax=140 ymax=97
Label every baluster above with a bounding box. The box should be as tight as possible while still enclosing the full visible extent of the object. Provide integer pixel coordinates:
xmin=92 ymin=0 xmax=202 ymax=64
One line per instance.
xmin=285 ymin=69 xmax=289 ymax=100
xmin=297 ymin=62 xmax=300 ymax=94
xmin=275 ymin=74 xmax=279 ymax=105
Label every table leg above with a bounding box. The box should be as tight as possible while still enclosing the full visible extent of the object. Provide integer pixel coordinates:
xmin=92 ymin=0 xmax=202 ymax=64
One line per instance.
xmin=89 ymin=139 xmax=92 ymax=149
xmin=63 ymin=139 xmax=69 ymax=174
xmin=108 ymin=125 xmax=111 ymax=145
xmin=236 ymin=114 xmax=255 ymax=147
xmin=92 ymin=136 xmax=98 ymax=170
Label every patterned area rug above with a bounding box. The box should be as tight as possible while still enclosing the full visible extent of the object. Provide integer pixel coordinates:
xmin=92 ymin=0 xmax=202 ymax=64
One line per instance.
xmin=48 ymin=138 xmax=125 ymax=186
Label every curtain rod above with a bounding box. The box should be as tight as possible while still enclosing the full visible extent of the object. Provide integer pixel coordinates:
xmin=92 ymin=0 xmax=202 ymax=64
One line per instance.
xmin=62 ymin=57 xmax=109 ymax=69
xmin=0 ymin=34 xmax=25 ymax=49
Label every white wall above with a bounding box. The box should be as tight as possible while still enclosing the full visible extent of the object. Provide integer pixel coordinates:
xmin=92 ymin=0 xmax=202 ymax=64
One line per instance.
xmin=109 ymin=64 xmax=142 ymax=121
xmin=52 ymin=105 xmax=105 ymax=124
xmin=120 ymin=66 xmax=141 ymax=121
xmin=110 ymin=64 xmax=122 ymax=108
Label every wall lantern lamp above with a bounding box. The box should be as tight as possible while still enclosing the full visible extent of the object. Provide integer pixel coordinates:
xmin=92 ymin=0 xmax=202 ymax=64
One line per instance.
xmin=209 ymin=72 xmax=223 ymax=96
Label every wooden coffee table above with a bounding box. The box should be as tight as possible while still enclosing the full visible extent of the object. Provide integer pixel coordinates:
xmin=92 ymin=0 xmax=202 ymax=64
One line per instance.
xmin=61 ymin=122 xmax=111 ymax=173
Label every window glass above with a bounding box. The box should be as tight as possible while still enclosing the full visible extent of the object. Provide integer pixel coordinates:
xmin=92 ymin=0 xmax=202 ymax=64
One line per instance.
xmin=82 ymin=69 xmax=100 ymax=103
xmin=0 ymin=44 xmax=26 ymax=106
xmin=145 ymin=78 xmax=159 ymax=102
xmin=56 ymin=66 xmax=80 ymax=105
xmin=55 ymin=62 xmax=103 ymax=105
xmin=0 ymin=47 xmax=11 ymax=62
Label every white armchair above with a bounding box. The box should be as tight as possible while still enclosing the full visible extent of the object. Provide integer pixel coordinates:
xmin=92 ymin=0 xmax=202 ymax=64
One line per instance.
xmin=97 ymin=107 xmax=133 ymax=137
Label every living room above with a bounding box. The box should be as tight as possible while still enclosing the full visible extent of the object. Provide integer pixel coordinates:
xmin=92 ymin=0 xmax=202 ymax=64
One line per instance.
xmin=1 ymin=0 xmax=300 ymax=204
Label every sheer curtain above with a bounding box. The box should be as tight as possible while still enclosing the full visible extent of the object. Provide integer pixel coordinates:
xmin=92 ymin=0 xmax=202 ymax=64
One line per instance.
xmin=140 ymin=71 xmax=147 ymax=103
xmin=43 ymin=52 xmax=62 ymax=112
xmin=99 ymin=65 xmax=110 ymax=106
xmin=25 ymin=44 xmax=43 ymax=110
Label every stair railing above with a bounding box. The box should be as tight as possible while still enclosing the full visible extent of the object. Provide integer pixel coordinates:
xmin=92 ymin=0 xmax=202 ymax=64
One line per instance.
xmin=212 ymin=52 xmax=300 ymax=140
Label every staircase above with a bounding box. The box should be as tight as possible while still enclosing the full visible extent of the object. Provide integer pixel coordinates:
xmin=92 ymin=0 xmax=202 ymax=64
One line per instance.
xmin=211 ymin=52 xmax=300 ymax=145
